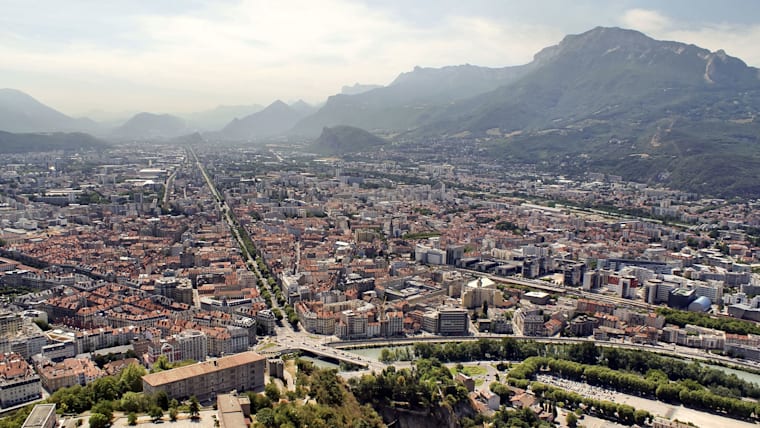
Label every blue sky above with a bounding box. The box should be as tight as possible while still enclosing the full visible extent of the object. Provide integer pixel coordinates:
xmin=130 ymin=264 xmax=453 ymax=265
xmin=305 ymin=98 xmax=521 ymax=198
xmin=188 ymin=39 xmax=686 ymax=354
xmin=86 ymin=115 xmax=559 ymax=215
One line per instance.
xmin=2 ymin=0 xmax=760 ymax=116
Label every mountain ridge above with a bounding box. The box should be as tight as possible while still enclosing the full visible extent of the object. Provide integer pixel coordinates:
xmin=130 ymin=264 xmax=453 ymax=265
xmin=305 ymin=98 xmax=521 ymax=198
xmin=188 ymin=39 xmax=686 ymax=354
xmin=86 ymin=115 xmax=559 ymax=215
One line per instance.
xmin=221 ymin=100 xmax=314 ymax=140
xmin=113 ymin=112 xmax=187 ymax=140
xmin=0 ymin=88 xmax=95 ymax=133
xmin=0 ymin=130 xmax=106 ymax=153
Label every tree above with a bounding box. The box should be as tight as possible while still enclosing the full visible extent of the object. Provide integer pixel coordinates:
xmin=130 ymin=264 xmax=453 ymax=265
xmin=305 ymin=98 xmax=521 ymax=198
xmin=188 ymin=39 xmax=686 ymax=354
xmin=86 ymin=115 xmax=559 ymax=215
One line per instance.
xmin=92 ymin=377 xmax=120 ymax=402
xmin=256 ymin=408 xmax=274 ymax=427
xmin=247 ymin=392 xmax=272 ymax=413
xmin=120 ymin=391 xmax=149 ymax=414
xmin=151 ymin=355 xmax=171 ymax=373
xmin=127 ymin=413 xmax=137 ymax=426
xmin=149 ymin=406 xmax=164 ymax=422
xmin=119 ymin=363 xmax=146 ymax=393
xmin=91 ymin=401 xmax=113 ymax=421
xmin=88 ymin=413 xmax=110 ymax=428
xmin=155 ymin=390 xmax=170 ymax=410
xmin=634 ymin=409 xmax=650 ymax=425
xmin=379 ymin=348 xmax=393 ymax=363
xmin=265 ymin=382 xmax=281 ymax=402
xmin=189 ymin=395 xmax=200 ymax=418
xmin=169 ymin=407 xmax=179 ymax=421
xmin=568 ymin=342 xmax=599 ymax=365
xmin=566 ymin=411 xmax=578 ymax=427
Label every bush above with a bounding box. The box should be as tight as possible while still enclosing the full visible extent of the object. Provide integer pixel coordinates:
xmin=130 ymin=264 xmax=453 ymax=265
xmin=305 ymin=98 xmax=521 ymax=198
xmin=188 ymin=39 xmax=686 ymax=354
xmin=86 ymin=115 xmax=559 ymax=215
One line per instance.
xmin=88 ymin=413 xmax=110 ymax=428
xmin=566 ymin=411 xmax=578 ymax=427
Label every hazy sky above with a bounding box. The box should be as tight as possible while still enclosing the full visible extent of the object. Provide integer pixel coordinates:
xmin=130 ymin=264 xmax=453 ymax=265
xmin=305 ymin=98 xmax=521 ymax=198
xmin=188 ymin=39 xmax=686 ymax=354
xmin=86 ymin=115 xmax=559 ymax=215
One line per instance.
xmin=3 ymin=0 xmax=760 ymax=117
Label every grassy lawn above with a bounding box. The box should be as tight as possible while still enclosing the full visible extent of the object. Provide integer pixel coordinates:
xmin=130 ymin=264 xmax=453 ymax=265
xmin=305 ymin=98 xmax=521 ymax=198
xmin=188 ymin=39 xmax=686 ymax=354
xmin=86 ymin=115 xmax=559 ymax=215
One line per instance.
xmin=258 ymin=342 xmax=278 ymax=351
xmin=450 ymin=364 xmax=488 ymax=378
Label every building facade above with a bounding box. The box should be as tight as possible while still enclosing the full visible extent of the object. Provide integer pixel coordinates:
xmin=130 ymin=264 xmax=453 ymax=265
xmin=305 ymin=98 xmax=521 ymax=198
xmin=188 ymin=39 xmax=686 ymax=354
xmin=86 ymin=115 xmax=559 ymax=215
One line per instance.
xmin=142 ymin=351 xmax=266 ymax=401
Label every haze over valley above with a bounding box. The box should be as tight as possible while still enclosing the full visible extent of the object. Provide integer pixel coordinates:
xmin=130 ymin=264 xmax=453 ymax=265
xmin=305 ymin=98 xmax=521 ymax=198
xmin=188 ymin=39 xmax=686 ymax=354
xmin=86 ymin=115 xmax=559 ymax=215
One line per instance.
xmin=3 ymin=3 xmax=760 ymax=428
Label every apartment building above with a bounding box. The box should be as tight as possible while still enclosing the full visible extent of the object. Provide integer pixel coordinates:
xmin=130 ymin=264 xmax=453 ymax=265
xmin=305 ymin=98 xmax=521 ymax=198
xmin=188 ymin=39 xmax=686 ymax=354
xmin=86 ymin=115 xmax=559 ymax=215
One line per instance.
xmin=36 ymin=357 xmax=104 ymax=392
xmin=0 ymin=313 xmax=21 ymax=338
xmin=175 ymin=329 xmax=208 ymax=362
xmin=0 ymin=353 xmax=41 ymax=408
xmin=142 ymin=351 xmax=265 ymax=401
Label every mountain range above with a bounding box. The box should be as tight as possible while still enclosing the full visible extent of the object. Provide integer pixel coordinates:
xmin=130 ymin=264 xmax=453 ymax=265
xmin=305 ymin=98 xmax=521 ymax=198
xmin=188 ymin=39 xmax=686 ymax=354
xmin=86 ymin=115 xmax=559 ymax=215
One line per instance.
xmin=0 ymin=88 xmax=96 ymax=133
xmin=2 ymin=26 xmax=760 ymax=196
xmin=220 ymin=100 xmax=316 ymax=140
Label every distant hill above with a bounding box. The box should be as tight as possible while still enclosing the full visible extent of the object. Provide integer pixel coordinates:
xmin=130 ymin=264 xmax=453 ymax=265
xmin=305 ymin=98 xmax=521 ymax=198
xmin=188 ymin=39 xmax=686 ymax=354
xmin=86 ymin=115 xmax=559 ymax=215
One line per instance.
xmin=418 ymin=27 xmax=760 ymax=196
xmin=291 ymin=27 xmax=760 ymax=197
xmin=311 ymin=125 xmax=387 ymax=154
xmin=169 ymin=132 xmax=206 ymax=145
xmin=425 ymin=27 xmax=760 ymax=135
xmin=0 ymin=88 xmax=95 ymax=133
xmin=290 ymin=99 xmax=317 ymax=116
xmin=0 ymin=130 xmax=106 ymax=153
xmin=221 ymin=100 xmax=313 ymax=140
xmin=182 ymin=104 xmax=263 ymax=130
xmin=113 ymin=112 xmax=187 ymax=139
xmin=291 ymin=64 xmax=530 ymax=136
xmin=341 ymin=83 xmax=383 ymax=95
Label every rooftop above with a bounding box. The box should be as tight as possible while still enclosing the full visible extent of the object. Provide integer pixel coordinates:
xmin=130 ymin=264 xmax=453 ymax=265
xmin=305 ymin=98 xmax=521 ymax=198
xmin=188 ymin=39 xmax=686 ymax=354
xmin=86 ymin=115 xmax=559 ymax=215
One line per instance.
xmin=142 ymin=351 xmax=265 ymax=387
xmin=21 ymin=404 xmax=56 ymax=428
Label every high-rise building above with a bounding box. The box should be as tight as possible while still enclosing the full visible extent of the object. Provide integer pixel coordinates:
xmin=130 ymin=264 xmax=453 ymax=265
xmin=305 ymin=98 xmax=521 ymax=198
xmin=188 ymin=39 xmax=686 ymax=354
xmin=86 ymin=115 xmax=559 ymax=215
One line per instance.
xmin=175 ymin=330 xmax=208 ymax=362
xmin=438 ymin=308 xmax=469 ymax=336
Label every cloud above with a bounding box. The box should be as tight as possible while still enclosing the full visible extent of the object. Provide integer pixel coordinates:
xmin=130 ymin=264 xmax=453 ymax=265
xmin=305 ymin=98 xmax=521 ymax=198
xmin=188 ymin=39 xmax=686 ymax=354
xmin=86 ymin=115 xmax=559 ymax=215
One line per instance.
xmin=4 ymin=1 xmax=758 ymax=115
xmin=620 ymin=8 xmax=671 ymax=34
xmin=619 ymin=8 xmax=760 ymax=67
xmin=0 ymin=0 xmax=563 ymax=113
xmin=663 ymin=25 xmax=760 ymax=66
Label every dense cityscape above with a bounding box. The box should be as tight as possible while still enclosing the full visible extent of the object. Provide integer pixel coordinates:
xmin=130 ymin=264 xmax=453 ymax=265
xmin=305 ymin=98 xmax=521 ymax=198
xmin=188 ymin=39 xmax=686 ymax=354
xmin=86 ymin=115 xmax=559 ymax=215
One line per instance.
xmin=0 ymin=140 xmax=758 ymax=427
xmin=4 ymin=2 xmax=760 ymax=428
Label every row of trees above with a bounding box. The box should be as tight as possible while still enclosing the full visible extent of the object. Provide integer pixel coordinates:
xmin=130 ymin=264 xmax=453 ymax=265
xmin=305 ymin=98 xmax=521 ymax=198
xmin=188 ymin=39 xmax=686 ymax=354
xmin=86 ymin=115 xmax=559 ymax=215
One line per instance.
xmin=601 ymin=347 xmax=760 ymax=399
xmin=414 ymin=339 xmax=760 ymax=402
xmin=530 ymin=382 xmax=651 ymax=426
xmin=236 ymin=213 xmax=302 ymax=331
xmin=0 ymin=363 xmax=149 ymax=428
xmin=413 ymin=337 xmax=546 ymax=362
xmin=507 ymin=355 xmax=760 ymax=421
xmin=657 ymin=307 xmax=760 ymax=336
xmin=378 ymin=346 xmax=414 ymax=363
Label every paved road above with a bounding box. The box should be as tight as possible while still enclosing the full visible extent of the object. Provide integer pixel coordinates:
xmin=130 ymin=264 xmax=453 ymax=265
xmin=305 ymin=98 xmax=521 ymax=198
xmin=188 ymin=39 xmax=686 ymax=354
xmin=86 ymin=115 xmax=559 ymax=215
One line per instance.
xmin=162 ymin=169 xmax=177 ymax=211
xmin=191 ymin=147 xmax=295 ymax=336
